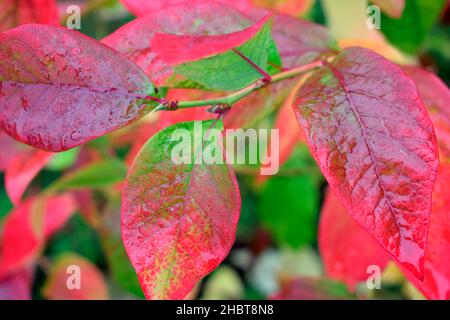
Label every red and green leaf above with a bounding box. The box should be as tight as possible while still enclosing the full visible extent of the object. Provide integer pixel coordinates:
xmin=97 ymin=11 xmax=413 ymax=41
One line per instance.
xmin=0 ymin=25 xmax=154 ymax=152
xmin=102 ymin=1 xmax=253 ymax=85
xmin=294 ymin=47 xmax=439 ymax=280
xmin=122 ymin=120 xmax=241 ymax=299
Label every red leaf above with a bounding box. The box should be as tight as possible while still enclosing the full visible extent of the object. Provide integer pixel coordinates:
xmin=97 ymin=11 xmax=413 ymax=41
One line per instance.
xmin=102 ymin=1 xmax=253 ymax=84
xmin=294 ymin=47 xmax=439 ymax=280
xmin=150 ymin=15 xmax=271 ymax=66
xmin=0 ymin=194 xmax=76 ymax=276
xmin=0 ymin=267 xmax=34 ymax=300
xmin=0 ymin=0 xmax=59 ymax=32
xmin=419 ymin=163 xmax=450 ymax=299
xmin=402 ymin=66 xmax=450 ymax=161
xmin=399 ymin=68 xmax=450 ymax=299
xmin=5 ymin=149 xmax=53 ymax=205
xmin=272 ymin=14 xmax=339 ymax=69
xmin=122 ymin=121 xmax=241 ymax=299
xmin=42 ymin=253 xmax=109 ymax=300
xmin=0 ymin=25 xmax=154 ymax=152
xmin=274 ymin=78 xmax=308 ymax=167
xmin=319 ymin=189 xmax=390 ymax=290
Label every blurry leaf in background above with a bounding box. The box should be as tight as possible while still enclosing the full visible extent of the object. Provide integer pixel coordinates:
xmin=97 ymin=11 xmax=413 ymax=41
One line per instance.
xmin=5 ymin=150 xmax=54 ymax=205
xmin=271 ymin=277 xmax=356 ymax=300
xmin=46 ymin=148 xmax=80 ymax=172
xmin=0 ymin=195 xmax=76 ymax=276
xmin=379 ymin=0 xmax=448 ymax=54
xmin=322 ymin=0 xmax=413 ymax=64
xmin=0 ymin=267 xmax=34 ymax=300
xmin=201 ymin=266 xmax=244 ymax=300
xmin=45 ymin=214 xmax=105 ymax=268
xmin=247 ymin=246 xmax=324 ymax=297
xmin=370 ymin=0 xmax=405 ymax=18
xmin=402 ymin=66 xmax=450 ymax=160
xmin=46 ymin=159 xmax=126 ymax=193
xmin=247 ymin=249 xmax=282 ymax=296
xmin=0 ymin=130 xmax=26 ymax=173
xmin=0 ymin=185 xmax=13 ymax=222
xmin=120 ymin=0 xmax=314 ymax=18
xmin=252 ymin=0 xmax=315 ymax=17
xmin=423 ymin=25 xmax=450 ymax=85
xmin=0 ymin=0 xmax=59 ymax=32
xmin=278 ymin=247 xmax=323 ymax=281
xmin=42 ymin=253 xmax=109 ymax=300
xmin=174 ymin=19 xmax=281 ymax=91
xmin=273 ymin=78 xmax=308 ymax=169
xmin=322 ymin=0 xmax=379 ymax=40
xmin=99 ymin=204 xmax=144 ymax=298
xmin=319 ymin=190 xmax=390 ymax=291
xmin=258 ymin=146 xmax=320 ymax=248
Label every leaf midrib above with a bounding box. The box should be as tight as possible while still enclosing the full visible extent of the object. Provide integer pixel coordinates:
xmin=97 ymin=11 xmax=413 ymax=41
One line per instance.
xmin=327 ymin=62 xmax=402 ymax=233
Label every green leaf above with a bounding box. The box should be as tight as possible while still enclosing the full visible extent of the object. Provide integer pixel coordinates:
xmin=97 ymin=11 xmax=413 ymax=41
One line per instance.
xmin=100 ymin=201 xmax=144 ymax=298
xmin=45 ymin=214 xmax=105 ymax=266
xmin=258 ymin=146 xmax=321 ymax=248
xmin=46 ymin=148 xmax=80 ymax=171
xmin=174 ymin=20 xmax=281 ymax=91
xmin=380 ymin=0 xmax=447 ymax=54
xmin=47 ymin=159 xmax=126 ymax=192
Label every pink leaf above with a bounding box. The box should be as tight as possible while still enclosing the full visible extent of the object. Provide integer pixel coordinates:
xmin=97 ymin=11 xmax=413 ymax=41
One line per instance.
xmin=293 ymin=47 xmax=439 ymax=280
xmin=0 ymin=24 xmax=154 ymax=152
xmin=0 ymin=194 xmax=76 ymax=276
xmin=5 ymin=149 xmax=53 ymax=205
xmin=0 ymin=0 xmax=59 ymax=32
xmin=122 ymin=121 xmax=241 ymax=299
xmin=319 ymin=189 xmax=390 ymax=290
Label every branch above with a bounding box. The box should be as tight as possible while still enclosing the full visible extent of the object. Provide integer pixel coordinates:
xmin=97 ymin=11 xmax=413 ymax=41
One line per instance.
xmin=145 ymin=60 xmax=324 ymax=112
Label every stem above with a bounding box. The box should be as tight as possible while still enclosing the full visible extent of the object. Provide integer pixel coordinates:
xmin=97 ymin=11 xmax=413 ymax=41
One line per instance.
xmin=148 ymin=60 xmax=323 ymax=111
